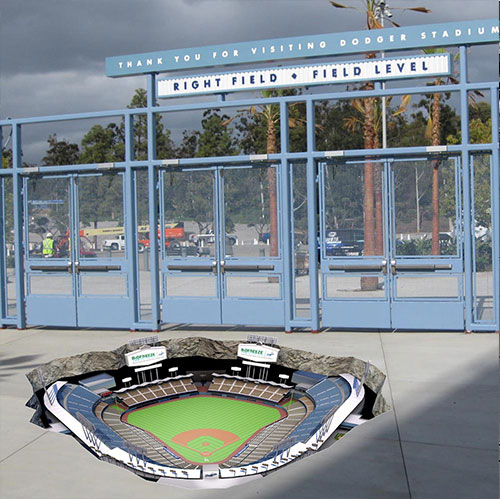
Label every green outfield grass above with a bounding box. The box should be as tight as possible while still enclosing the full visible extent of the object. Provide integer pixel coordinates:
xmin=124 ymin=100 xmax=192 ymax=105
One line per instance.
xmin=125 ymin=395 xmax=282 ymax=464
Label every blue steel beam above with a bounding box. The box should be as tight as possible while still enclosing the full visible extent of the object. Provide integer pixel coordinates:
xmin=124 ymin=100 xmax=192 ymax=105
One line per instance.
xmin=1 ymin=81 xmax=497 ymax=128
xmin=146 ymin=73 xmax=161 ymax=330
xmin=305 ymin=99 xmax=320 ymax=332
xmin=278 ymin=101 xmax=293 ymax=332
xmin=490 ymin=83 xmax=500 ymax=330
xmin=123 ymin=114 xmax=140 ymax=327
xmin=4 ymin=139 xmax=494 ymax=175
xmin=11 ymin=124 xmax=25 ymax=328
xmin=0 ymin=177 xmax=6 ymax=323
xmin=459 ymin=46 xmax=474 ymax=332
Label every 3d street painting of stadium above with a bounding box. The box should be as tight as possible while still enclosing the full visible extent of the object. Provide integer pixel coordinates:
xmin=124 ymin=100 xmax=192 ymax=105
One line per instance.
xmin=26 ymin=336 xmax=388 ymax=489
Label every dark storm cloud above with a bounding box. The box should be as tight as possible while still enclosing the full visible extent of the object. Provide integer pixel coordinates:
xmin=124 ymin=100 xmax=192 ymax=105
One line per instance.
xmin=0 ymin=0 xmax=497 ymax=158
xmin=4 ymin=0 xmax=495 ymax=78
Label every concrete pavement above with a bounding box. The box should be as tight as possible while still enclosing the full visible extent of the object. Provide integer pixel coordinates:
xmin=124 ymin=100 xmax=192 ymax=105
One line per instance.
xmin=0 ymin=327 xmax=497 ymax=499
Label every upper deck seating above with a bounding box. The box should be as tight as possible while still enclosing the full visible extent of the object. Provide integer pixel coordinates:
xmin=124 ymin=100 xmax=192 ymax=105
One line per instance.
xmin=114 ymin=375 xmax=197 ymax=407
xmin=208 ymin=375 xmax=291 ymax=403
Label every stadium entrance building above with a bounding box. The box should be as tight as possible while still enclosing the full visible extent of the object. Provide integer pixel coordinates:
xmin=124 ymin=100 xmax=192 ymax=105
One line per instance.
xmin=1 ymin=19 xmax=498 ymax=332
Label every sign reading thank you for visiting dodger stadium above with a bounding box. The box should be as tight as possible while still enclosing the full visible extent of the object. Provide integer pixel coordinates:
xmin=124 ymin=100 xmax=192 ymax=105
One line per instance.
xmin=125 ymin=346 xmax=167 ymax=367
xmin=105 ymin=19 xmax=498 ymax=77
xmin=157 ymin=54 xmax=450 ymax=98
xmin=238 ymin=344 xmax=279 ymax=363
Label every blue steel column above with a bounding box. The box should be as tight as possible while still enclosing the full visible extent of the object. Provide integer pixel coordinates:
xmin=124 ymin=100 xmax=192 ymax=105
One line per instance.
xmin=459 ymin=46 xmax=473 ymax=331
xmin=0 ymin=174 xmax=6 ymax=323
xmin=124 ymin=113 xmax=140 ymax=328
xmin=12 ymin=123 xmax=26 ymax=328
xmin=306 ymin=100 xmax=320 ymax=332
xmin=489 ymin=88 xmax=499 ymax=330
xmin=147 ymin=74 xmax=161 ymax=330
xmin=279 ymin=101 xmax=293 ymax=332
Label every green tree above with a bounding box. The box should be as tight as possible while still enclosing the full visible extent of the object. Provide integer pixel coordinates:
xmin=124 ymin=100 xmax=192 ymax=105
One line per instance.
xmin=197 ymin=109 xmax=238 ymax=158
xmin=127 ymin=88 xmax=176 ymax=160
xmin=43 ymin=134 xmax=79 ymax=166
xmin=447 ymin=109 xmax=492 ymax=228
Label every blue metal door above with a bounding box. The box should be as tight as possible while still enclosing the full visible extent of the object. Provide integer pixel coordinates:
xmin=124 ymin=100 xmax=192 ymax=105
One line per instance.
xmin=160 ymin=163 xmax=285 ymax=326
xmin=320 ymin=159 xmax=391 ymax=329
xmin=24 ymin=172 xmax=132 ymax=328
xmin=319 ymin=155 xmax=464 ymax=330
xmin=389 ymin=156 xmax=464 ymax=330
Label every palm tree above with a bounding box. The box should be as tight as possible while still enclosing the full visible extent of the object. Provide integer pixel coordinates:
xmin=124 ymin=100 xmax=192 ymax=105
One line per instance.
xmin=345 ymin=95 xmax=410 ymax=255
xmin=225 ymin=90 xmax=307 ymax=259
xmin=419 ymin=49 xmax=482 ymax=254
xmin=329 ymin=1 xmax=429 ymax=288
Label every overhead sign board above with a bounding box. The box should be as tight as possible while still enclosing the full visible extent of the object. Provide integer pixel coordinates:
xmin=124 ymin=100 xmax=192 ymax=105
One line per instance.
xmin=238 ymin=343 xmax=279 ymax=363
xmin=125 ymin=346 xmax=167 ymax=367
xmin=105 ymin=18 xmax=498 ymax=77
xmin=157 ymin=54 xmax=450 ymax=98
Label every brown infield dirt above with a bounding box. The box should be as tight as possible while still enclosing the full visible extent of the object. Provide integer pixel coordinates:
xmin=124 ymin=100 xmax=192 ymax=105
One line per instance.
xmin=171 ymin=428 xmax=240 ymax=457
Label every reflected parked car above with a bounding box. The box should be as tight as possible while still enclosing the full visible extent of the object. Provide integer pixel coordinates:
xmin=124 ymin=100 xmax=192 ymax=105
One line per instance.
xmin=325 ymin=229 xmax=364 ymax=256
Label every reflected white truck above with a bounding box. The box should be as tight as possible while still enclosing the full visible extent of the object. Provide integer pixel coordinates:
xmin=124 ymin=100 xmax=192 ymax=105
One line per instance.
xmin=102 ymin=234 xmax=125 ymax=251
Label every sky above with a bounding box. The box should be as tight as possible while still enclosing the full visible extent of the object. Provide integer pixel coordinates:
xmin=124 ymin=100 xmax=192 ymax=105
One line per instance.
xmin=0 ymin=0 xmax=498 ymax=163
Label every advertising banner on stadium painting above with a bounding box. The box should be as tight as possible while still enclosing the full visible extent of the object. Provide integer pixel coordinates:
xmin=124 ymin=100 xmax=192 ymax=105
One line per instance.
xmin=237 ymin=344 xmax=279 ymax=363
xmin=125 ymin=346 xmax=167 ymax=367
xmin=157 ymin=54 xmax=450 ymax=98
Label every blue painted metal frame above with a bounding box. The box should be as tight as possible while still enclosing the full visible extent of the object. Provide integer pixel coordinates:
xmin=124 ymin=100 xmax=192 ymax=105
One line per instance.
xmin=0 ymin=25 xmax=498 ymax=331
xmin=159 ymin=163 xmax=287 ymax=327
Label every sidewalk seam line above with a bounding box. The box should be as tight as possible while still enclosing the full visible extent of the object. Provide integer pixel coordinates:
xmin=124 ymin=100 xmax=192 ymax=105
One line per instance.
xmin=378 ymin=332 xmax=413 ymax=499
xmin=0 ymin=432 xmax=47 ymax=464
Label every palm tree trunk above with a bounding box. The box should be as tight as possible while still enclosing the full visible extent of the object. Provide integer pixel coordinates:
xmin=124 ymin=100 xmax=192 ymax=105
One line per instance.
xmin=266 ymin=114 xmax=278 ymax=258
xmin=361 ymin=78 xmax=378 ymax=291
xmin=361 ymin=73 xmax=378 ymax=291
xmin=373 ymin=134 xmax=384 ymax=256
xmin=431 ymin=92 xmax=441 ymax=255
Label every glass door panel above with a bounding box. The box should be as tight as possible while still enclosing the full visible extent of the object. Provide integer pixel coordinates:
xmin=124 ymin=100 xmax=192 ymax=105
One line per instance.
xmin=0 ymin=176 xmax=16 ymax=320
xmin=25 ymin=176 xmax=77 ymax=326
xmin=390 ymin=157 xmax=464 ymax=330
xmin=470 ymin=153 xmax=498 ymax=326
xmin=320 ymin=161 xmax=390 ymax=329
xmin=161 ymin=168 xmax=221 ymax=324
xmin=75 ymin=173 xmax=130 ymax=328
xmin=222 ymin=166 xmax=277 ymax=259
xmin=220 ymin=165 xmax=284 ymax=326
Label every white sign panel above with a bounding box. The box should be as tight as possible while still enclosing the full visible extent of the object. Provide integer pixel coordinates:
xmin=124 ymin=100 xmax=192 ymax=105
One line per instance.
xmin=158 ymin=54 xmax=450 ymax=98
xmin=125 ymin=346 xmax=167 ymax=367
xmin=238 ymin=343 xmax=279 ymax=363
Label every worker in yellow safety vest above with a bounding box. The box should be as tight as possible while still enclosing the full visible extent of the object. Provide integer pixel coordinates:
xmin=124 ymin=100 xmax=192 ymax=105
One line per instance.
xmin=42 ymin=233 xmax=55 ymax=258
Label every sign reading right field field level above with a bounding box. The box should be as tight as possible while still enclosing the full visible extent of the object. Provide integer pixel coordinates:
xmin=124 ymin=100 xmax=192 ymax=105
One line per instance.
xmin=157 ymin=54 xmax=450 ymax=98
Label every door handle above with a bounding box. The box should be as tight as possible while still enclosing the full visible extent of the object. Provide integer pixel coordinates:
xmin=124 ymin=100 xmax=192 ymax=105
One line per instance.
xmin=29 ymin=265 xmax=70 ymax=272
xmin=74 ymin=261 xmax=80 ymax=274
xmin=223 ymin=264 xmax=275 ymax=272
xmin=212 ymin=261 xmax=218 ymax=275
xmin=220 ymin=260 xmax=225 ymax=274
xmin=329 ymin=262 xmax=386 ymax=273
xmin=68 ymin=261 xmax=73 ymax=274
xmin=381 ymin=260 xmax=387 ymax=275
xmin=390 ymin=260 xmax=396 ymax=274
xmin=167 ymin=264 xmax=214 ymax=271
xmin=392 ymin=263 xmax=452 ymax=272
xmin=77 ymin=265 xmax=121 ymax=272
